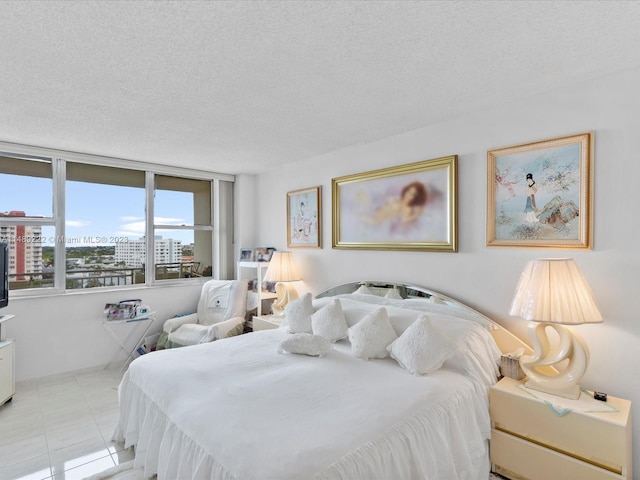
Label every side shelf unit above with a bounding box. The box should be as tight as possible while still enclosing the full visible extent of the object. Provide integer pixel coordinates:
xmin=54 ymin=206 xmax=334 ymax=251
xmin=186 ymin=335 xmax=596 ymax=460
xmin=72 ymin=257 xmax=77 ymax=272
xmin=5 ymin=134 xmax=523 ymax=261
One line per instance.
xmin=237 ymin=261 xmax=277 ymax=317
xmin=0 ymin=314 xmax=16 ymax=406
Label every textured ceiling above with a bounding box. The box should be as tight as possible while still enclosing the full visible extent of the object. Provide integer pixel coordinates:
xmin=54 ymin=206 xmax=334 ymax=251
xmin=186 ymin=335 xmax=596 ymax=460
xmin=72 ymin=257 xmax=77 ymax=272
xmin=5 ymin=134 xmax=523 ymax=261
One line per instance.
xmin=1 ymin=0 xmax=640 ymax=174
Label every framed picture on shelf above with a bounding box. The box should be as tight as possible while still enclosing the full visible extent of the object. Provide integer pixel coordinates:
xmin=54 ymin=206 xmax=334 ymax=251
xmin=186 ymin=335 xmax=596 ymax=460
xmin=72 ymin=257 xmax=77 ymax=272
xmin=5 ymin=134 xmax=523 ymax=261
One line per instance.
xmin=332 ymin=156 xmax=457 ymax=252
xmin=487 ymin=132 xmax=593 ymax=248
xmin=253 ymin=247 xmax=271 ymax=262
xmin=240 ymin=248 xmax=253 ymax=261
xmin=287 ymin=186 xmax=322 ymax=248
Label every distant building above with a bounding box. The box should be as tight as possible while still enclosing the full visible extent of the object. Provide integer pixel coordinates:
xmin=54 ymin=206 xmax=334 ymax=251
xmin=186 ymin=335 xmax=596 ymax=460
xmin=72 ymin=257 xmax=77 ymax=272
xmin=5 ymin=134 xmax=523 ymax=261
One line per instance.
xmin=0 ymin=211 xmax=43 ymax=280
xmin=114 ymin=236 xmax=182 ymax=268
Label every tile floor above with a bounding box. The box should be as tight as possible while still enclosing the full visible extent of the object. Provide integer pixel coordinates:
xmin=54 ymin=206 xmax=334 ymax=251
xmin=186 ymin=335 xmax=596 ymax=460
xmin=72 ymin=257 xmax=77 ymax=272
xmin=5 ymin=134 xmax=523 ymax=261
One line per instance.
xmin=0 ymin=364 xmax=133 ymax=480
xmin=0 ymin=365 xmax=507 ymax=480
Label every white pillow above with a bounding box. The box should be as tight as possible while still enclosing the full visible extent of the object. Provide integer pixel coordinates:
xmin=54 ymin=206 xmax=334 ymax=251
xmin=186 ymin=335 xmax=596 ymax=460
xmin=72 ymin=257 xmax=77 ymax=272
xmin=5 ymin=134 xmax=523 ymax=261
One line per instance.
xmin=348 ymin=307 xmax=397 ymax=359
xmin=385 ymin=289 xmax=403 ymax=300
xmin=284 ymin=293 xmax=314 ymax=333
xmin=353 ymin=284 xmax=374 ymax=295
xmin=277 ymin=333 xmax=331 ymax=357
xmin=311 ymin=299 xmax=348 ymax=342
xmin=387 ymin=315 xmax=456 ymax=375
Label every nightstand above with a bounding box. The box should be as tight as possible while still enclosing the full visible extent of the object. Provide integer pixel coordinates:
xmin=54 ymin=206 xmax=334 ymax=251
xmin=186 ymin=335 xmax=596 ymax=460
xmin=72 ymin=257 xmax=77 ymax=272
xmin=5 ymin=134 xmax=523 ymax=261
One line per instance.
xmin=490 ymin=376 xmax=632 ymax=480
xmin=252 ymin=315 xmax=283 ymax=331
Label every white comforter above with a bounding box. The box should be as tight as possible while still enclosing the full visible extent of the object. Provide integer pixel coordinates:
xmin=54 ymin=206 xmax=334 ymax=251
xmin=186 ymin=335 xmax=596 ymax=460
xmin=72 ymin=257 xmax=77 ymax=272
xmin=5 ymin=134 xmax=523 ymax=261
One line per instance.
xmin=116 ymin=321 xmax=495 ymax=479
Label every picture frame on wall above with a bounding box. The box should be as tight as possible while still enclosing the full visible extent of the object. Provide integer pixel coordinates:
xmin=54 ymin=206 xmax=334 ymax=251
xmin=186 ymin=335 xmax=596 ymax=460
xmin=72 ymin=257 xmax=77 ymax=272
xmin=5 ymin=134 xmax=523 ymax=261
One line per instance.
xmin=287 ymin=186 xmax=322 ymax=248
xmin=486 ymin=132 xmax=593 ymax=249
xmin=332 ymin=156 xmax=457 ymax=252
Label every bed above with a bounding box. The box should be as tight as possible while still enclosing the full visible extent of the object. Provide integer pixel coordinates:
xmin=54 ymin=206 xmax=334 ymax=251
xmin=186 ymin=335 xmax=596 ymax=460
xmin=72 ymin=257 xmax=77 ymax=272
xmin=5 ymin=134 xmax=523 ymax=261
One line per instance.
xmin=115 ymin=281 xmax=529 ymax=480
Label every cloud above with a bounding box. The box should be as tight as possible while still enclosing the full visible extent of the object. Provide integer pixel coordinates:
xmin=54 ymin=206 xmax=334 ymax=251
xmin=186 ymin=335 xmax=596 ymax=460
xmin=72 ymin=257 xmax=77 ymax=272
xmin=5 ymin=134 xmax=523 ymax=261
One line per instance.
xmin=153 ymin=217 xmax=187 ymax=225
xmin=66 ymin=220 xmax=90 ymax=227
xmin=115 ymin=217 xmax=190 ymax=241
xmin=119 ymin=221 xmax=146 ymax=236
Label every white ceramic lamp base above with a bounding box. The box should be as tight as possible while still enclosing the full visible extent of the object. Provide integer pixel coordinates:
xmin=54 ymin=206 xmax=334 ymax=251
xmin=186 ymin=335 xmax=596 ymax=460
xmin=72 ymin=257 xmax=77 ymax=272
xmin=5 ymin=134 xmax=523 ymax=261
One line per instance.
xmin=520 ymin=322 xmax=589 ymax=400
xmin=270 ymin=282 xmax=299 ymax=315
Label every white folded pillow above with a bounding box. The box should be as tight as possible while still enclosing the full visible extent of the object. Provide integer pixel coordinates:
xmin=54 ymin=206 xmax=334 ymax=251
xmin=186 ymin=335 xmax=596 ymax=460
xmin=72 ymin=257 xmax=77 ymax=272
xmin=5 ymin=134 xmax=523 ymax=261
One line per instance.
xmin=278 ymin=333 xmax=331 ymax=357
xmin=311 ymin=298 xmax=348 ymax=342
xmin=348 ymin=307 xmax=397 ymax=359
xmin=284 ymin=293 xmax=314 ymax=333
xmin=387 ymin=314 xmax=456 ymax=375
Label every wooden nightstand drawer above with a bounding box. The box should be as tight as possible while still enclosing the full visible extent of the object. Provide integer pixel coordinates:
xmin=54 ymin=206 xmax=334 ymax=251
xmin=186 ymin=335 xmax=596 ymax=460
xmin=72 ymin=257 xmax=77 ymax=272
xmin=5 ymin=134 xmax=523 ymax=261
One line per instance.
xmin=491 ymin=429 xmax=621 ymax=480
xmin=490 ymin=377 xmax=632 ymax=479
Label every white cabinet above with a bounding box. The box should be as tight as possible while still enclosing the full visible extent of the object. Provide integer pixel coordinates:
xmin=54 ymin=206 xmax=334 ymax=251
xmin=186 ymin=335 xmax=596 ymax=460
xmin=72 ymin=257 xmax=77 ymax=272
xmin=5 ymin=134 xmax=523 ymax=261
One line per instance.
xmin=0 ymin=340 xmax=15 ymax=405
xmin=237 ymin=262 xmax=277 ymax=316
xmin=490 ymin=377 xmax=632 ymax=480
xmin=252 ymin=315 xmax=283 ymax=331
xmin=0 ymin=314 xmax=15 ymax=406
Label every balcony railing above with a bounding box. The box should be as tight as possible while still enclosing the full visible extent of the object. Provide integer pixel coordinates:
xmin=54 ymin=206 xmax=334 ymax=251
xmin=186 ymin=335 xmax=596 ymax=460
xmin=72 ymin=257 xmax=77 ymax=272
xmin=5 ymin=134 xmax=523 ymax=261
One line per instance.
xmin=8 ymin=261 xmax=208 ymax=290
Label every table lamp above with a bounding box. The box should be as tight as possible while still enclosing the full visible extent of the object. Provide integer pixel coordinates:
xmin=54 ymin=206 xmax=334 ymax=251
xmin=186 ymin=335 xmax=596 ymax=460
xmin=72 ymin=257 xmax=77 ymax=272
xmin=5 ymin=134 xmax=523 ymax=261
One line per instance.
xmin=509 ymin=258 xmax=603 ymax=399
xmin=264 ymin=251 xmax=301 ymax=315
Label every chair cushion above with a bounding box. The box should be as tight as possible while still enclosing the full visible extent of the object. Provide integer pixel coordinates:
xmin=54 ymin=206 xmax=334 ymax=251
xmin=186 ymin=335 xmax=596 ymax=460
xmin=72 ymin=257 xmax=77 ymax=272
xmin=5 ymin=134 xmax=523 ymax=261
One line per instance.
xmin=169 ymin=323 xmax=213 ymax=346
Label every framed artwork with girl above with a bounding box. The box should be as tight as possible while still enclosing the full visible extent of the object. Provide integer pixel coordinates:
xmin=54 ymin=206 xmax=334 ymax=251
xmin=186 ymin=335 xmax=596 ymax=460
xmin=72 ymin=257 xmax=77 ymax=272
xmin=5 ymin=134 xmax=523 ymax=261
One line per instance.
xmin=486 ymin=132 xmax=593 ymax=248
xmin=287 ymin=186 xmax=322 ymax=248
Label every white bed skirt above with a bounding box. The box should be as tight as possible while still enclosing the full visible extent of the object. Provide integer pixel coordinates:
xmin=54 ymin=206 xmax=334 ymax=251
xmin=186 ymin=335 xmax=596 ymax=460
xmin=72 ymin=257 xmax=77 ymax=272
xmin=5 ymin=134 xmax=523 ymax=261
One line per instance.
xmin=115 ymin=344 xmax=491 ymax=479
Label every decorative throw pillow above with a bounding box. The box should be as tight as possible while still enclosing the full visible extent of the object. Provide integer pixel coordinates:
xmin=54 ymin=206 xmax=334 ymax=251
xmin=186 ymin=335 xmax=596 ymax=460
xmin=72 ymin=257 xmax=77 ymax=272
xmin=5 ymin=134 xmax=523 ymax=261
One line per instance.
xmin=384 ymin=289 xmax=403 ymax=300
xmin=348 ymin=307 xmax=398 ymax=359
xmin=284 ymin=293 xmax=314 ymax=334
xmin=353 ymin=284 xmax=374 ymax=295
xmin=277 ymin=333 xmax=331 ymax=357
xmin=311 ymin=299 xmax=348 ymax=342
xmin=387 ymin=315 xmax=457 ymax=375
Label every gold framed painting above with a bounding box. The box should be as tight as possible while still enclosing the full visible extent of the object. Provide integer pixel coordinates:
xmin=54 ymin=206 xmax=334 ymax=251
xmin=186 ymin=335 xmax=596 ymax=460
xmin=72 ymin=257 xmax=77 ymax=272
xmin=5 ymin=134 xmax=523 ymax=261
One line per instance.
xmin=487 ymin=132 xmax=593 ymax=248
xmin=287 ymin=186 xmax=322 ymax=248
xmin=332 ymin=156 xmax=457 ymax=252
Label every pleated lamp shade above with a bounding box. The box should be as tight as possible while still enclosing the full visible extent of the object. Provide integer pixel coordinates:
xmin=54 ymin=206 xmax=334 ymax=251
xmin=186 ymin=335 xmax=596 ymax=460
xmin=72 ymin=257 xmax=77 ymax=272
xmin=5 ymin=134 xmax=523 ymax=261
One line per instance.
xmin=509 ymin=258 xmax=602 ymax=325
xmin=264 ymin=251 xmax=301 ymax=283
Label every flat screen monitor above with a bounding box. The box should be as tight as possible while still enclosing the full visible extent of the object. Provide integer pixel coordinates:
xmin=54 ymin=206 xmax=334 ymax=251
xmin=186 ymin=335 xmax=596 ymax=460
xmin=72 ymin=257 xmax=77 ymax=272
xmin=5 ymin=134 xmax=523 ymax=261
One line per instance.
xmin=0 ymin=243 xmax=8 ymax=309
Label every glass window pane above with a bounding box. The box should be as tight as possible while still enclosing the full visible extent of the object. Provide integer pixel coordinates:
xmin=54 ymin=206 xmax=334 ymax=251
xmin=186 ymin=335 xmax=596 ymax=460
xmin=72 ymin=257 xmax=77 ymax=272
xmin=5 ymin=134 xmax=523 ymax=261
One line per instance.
xmin=66 ymin=164 xmax=145 ymax=289
xmin=155 ymin=175 xmax=211 ymax=227
xmin=0 ymin=156 xmax=53 ymax=217
xmin=2 ymin=225 xmax=55 ymax=290
xmin=153 ymin=230 xmax=212 ymax=281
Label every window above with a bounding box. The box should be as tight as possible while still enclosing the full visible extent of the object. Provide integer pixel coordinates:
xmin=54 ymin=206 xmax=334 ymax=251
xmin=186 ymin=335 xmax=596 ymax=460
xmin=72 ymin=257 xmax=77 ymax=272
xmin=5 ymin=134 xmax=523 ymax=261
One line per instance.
xmin=66 ymin=164 xmax=145 ymax=289
xmin=0 ymin=143 xmax=234 ymax=295
xmin=153 ymin=175 xmax=213 ymax=281
xmin=0 ymin=155 xmax=56 ymax=291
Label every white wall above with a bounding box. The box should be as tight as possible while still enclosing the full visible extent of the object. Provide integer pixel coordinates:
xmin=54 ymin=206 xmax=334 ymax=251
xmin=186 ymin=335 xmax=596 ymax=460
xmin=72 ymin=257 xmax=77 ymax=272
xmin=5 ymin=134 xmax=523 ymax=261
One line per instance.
xmin=251 ymin=66 xmax=640 ymax=476
xmin=6 ymin=283 xmax=203 ymax=381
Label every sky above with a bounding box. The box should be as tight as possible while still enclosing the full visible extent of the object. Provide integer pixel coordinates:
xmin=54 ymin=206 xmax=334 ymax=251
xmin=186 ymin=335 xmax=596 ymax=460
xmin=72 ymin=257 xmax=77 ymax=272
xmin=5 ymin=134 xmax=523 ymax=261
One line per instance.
xmin=1 ymin=174 xmax=197 ymax=246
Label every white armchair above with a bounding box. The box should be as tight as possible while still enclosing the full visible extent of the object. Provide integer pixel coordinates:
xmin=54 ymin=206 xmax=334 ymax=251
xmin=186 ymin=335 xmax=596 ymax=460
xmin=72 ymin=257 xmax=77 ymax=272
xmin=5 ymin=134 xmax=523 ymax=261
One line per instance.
xmin=159 ymin=279 xmax=248 ymax=349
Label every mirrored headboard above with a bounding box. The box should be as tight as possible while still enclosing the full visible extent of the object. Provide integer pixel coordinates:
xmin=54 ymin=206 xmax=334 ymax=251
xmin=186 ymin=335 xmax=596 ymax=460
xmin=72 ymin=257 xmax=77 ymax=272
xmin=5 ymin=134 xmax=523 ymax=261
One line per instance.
xmin=317 ymin=281 xmax=458 ymax=305
xmin=316 ymin=280 xmax=532 ymax=356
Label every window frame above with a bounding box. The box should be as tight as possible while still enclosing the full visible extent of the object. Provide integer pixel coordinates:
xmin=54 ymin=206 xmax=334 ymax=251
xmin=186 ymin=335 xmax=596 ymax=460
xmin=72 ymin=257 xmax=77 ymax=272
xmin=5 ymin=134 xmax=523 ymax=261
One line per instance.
xmin=0 ymin=141 xmax=234 ymax=297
